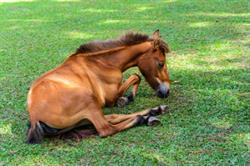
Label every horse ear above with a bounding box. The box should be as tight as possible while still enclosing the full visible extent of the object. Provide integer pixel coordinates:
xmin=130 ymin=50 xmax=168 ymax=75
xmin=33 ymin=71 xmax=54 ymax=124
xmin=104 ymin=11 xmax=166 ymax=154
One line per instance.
xmin=153 ymin=29 xmax=160 ymax=40
xmin=153 ymin=29 xmax=160 ymax=49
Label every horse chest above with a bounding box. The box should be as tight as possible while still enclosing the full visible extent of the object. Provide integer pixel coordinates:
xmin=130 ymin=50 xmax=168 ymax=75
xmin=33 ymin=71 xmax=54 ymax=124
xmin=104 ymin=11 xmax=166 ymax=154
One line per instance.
xmin=103 ymin=79 xmax=121 ymax=105
xmin=87 ymin=70 xmax=121 ymax=106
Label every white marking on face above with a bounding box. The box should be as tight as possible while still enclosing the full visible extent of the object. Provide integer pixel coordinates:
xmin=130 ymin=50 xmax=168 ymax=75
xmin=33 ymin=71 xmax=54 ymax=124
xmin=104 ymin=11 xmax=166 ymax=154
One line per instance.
xmin=156 ymin=77 xmax=170 ymax=90
xmin=163 ymin=82 xmax=170 ymax=90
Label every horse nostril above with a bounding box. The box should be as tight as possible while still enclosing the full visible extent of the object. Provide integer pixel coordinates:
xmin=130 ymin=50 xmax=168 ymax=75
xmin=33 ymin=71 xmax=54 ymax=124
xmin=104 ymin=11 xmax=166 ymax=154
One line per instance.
xmin=156 ymin=88 xmax=169 ymax=98
xmin=166 ymin=90 xmax=170 ymax=97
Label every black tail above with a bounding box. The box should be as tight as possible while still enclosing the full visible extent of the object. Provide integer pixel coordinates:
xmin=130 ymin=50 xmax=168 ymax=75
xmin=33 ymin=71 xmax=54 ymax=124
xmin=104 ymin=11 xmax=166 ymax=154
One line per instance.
xmin=26 ymin=121 xmax=44 ymax=144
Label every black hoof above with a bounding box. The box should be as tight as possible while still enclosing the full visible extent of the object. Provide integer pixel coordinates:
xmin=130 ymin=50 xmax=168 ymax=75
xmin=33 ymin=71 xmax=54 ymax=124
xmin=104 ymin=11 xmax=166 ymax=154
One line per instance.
xmin=135 ymin=115 xmax=161 ymax=126
xmin=147 ymin=116 xmax=161 ymax=126
xmin=149 ymin=105 xmax=168 ymax=116
xmin=117 ymin=97 xmax=129 ymax=107
xmin=127 ymin=93 xmax=134 ymax=102
xmin=135 ymin=115 xmax=147 ymax=125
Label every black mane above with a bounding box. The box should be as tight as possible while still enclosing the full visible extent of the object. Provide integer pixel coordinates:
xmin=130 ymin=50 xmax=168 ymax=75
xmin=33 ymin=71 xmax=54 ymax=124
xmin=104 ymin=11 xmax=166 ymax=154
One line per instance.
xmin=75 ymin=32 xmax=150 ymax=54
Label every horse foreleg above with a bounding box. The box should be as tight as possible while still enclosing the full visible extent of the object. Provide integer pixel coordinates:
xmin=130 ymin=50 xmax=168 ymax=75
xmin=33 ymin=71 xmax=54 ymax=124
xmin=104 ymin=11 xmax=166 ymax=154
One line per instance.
xmin=116 ymin=74 xmax=141 ymax=107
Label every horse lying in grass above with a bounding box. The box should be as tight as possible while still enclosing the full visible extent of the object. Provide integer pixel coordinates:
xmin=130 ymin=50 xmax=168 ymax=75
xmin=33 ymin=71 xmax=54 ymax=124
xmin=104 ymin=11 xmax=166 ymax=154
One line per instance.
xmin=26 ymin=30 xmax=171 ymax=144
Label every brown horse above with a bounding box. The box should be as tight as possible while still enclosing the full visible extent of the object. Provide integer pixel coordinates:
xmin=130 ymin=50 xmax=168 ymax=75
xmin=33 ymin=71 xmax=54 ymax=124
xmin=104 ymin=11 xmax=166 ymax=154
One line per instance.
xmin=26 ymin=30 xmax=171 ymax=144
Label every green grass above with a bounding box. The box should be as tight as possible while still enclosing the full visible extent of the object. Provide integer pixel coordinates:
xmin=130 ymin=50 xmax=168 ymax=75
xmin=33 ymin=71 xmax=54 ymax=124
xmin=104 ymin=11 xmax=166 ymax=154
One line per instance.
xmin=0 ymin=0 xmax=249 ymax=165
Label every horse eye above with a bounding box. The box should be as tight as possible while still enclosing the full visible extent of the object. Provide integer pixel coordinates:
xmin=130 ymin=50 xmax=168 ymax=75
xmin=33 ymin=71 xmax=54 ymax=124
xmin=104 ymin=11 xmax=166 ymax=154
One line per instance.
xmin=158 ymin=62 xmax=164 ymax=69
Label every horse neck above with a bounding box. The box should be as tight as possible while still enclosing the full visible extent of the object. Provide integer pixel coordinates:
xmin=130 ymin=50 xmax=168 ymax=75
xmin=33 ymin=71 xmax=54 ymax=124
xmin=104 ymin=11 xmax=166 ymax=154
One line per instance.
xmin=89 ymin=41 xmax=152 ymax=72
xmin=122 ymin=41 xmax=153 ymax=71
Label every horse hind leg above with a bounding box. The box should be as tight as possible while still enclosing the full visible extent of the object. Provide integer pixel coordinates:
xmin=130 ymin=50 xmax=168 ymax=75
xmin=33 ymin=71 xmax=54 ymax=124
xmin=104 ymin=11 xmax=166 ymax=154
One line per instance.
xmin=102 ymin=105 xmax=169 ymax=133
xmin=105 ymin=105 xmax=168 ymax=124
xmin=105 ymin=113 xmax=147 ymax=126
xmin=59 ymin=113 xmax=137 ymax=140
xmin=26 ymin=105 xmax=169 ymax=142
xmin=61 ymin=105 xmax=169 ymax=140
xmin=104 ymin=112 xmax=160 ymax=129
xmin=110 ymin=115 xmax=159 ymax=130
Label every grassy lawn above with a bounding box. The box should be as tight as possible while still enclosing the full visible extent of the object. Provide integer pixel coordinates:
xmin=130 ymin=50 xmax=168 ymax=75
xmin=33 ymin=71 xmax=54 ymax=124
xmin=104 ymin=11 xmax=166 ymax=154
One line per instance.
xmin=0 ymin=0 xmax=249 ymax=165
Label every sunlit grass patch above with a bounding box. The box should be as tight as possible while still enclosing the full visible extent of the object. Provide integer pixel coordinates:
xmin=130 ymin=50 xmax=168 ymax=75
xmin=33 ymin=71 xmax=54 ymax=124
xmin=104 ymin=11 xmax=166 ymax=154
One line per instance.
xmin=0 ymin=123 xmax=13 ymax=136
xmin=0 ymin=0 xmax=34 ymax=3
xmin=67 ymin=31 xmax=94 ymax=40
xmin=189 ymin=22 xmax=212 ymax=28
xmin=209 ymin=118 xmax=233 ymax=129
xmin=55 ymin=0 xmax=79 ymax=2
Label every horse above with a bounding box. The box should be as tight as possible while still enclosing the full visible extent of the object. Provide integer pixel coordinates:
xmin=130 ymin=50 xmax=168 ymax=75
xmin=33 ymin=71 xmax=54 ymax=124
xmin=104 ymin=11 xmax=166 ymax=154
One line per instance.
xmin=26 ymin=30 xmax=171 ymax=144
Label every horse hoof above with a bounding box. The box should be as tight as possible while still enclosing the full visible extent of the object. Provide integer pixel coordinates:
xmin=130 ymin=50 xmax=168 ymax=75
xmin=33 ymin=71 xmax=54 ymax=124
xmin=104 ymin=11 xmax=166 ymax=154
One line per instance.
xmin=117 ymin=97 xmax=128 ymax=107
xmin=147 ymin=116 xmax=161 ymax=126
xmin=159 ymin=105 xmax=168 ymax=114
xmin=150 ymin=105 xmax=169 ymax=116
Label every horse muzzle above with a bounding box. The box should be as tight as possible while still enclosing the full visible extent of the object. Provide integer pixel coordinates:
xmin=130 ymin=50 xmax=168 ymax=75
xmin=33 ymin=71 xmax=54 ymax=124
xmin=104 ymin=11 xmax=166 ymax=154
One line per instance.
xmin=156 ymin=82 xmax=170 ymax=98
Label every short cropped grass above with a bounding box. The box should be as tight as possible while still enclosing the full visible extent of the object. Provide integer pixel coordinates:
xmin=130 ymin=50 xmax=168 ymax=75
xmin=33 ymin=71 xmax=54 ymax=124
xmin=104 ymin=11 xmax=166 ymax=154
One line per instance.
xmin=0 ymin=0 xmax=249 ymax=165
